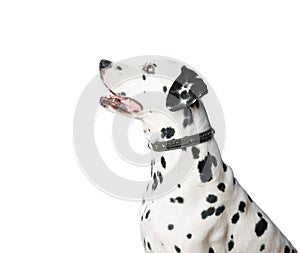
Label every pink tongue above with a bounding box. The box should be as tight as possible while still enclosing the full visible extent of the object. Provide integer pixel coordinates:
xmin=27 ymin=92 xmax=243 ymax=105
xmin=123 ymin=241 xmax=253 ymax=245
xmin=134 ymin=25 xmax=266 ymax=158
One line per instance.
xmin=110 ymin=95 xmax=143 ymax=113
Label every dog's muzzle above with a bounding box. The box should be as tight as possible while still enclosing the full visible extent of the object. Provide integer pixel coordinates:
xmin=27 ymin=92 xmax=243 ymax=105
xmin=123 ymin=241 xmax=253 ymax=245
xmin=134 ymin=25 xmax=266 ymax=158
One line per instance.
xmin=100 ymin=94 xmax=143 ymax=114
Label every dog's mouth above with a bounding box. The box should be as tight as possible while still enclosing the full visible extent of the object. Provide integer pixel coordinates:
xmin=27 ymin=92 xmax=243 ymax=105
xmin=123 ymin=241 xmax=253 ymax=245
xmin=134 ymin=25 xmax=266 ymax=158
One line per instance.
xmin=100 ymin=94 xmax=143 ymax=114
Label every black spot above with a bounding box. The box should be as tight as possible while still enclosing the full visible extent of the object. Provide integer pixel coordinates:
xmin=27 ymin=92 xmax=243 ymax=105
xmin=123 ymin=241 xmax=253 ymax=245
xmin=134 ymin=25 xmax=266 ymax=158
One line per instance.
xmin=180 ymin=90 xmax=189 ymax=99
xmin=142 ymin=75 xmax=146 ymax=80
xmin=145 ymin=210 xmax=150 ymax=219
xmin=191 ymin=146 xmax=200 ymax=159
xmin=157 ymin=171 xmax=163 ymax=184
xmin=257 ymin=212 xmax=263 ymax=218
xmin=201 ymin=207 xmax=215 ymax=219
xmin=163 ymin=86 xmax=167 ymax=93
xmin=228 ymin=240 xmax=234 ymax=251
xmin=217 ymin=183 xmax=226 ymax=192
xmin=201 ymin=210 xmax=209 ymax=219
xmin=285 ymin=246 xmax=291 ymax=253
xmin=248 ymin=194 xmax=253 ymax=203
xmin=174 ymin=245 xmax=181 ymax=252
xmin=175 ymin=197 xmax=184 ymax=204
xmin=260 ymin=244 xmax=265 ymax=251
xmin=168 ymin=224 xmax=174 ymax=230
xmin=141 ymin=215 xmax=143 ymax=222
xmin=183 ymin=107 xmax=190 ymax=117
xmin=147 ymin=242 xmax=152 ymax=250
xmin=231 ymin=212 xmax=240 ymax=224
xmin=161 ymin=127 xmax=175 ymax=139
xmin=223 ymin=162 xmax=227 ymax=172
xmin=150 ymin=159 xmax=154 ymax=177
xmin=186 ymin=233 xmax=192 ymax=239
xmin=183 ymin=118 xmax=189 ymax=128
xmin=177 ymin=184 xmax=181 ymax=188
xmin=197 ymin=152 xmax=216 ymax=183
xmin=207 ymin=207 xmax=215 ymax=216
xmin=170 ymin=197 xmax=184 ymax=204
xmin=255 ymin=217 xmax=268 ymax=237
xmin=239 ymin=201 xmax=246 ymax=212
xmin=231 ymin=234 xmax=234 ymax=239
xmin=206 ymin=194 xmax=218 ymax=203
xmin=161 ymin=156 xmax=166 ymax=169
xmin=233 ymin=177 xmax=236 ymax=185
xmin=182 ymin=107 xmax=193 ymax=128
xmin=211 ymin=155 xmax=218 ymax=167
xmin=215 ymin=205 xmax=225 ymax=216
xmin=209 ymin=247 xmax=215 ymax=253
xmin=152 ymin=173 xmax=158 ymax=191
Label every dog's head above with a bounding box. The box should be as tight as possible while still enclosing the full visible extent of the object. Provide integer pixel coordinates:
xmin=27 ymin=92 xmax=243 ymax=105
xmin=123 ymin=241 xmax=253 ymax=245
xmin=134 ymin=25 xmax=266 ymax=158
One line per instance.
xmin=99 ymin=57 xmax=209 ymax=141
xmin=99 ymin=58 xmax=208 ymax=115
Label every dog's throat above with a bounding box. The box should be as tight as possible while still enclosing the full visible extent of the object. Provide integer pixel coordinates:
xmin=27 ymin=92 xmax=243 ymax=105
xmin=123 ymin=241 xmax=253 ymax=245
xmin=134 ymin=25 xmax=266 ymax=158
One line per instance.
xmin=149 ymin=127 xmax=215 ymax=152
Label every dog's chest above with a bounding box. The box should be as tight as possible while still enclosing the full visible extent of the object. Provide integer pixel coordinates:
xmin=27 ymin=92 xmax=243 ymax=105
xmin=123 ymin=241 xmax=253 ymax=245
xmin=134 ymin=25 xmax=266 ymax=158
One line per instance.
xmin=140 ymin=162 xmax=235 ymax=252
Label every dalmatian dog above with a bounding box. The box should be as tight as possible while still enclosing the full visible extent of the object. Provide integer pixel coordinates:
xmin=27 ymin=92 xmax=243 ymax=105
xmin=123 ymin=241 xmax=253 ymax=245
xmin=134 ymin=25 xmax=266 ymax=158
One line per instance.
xmin=99 ymin=57 xmax=297 ymax=253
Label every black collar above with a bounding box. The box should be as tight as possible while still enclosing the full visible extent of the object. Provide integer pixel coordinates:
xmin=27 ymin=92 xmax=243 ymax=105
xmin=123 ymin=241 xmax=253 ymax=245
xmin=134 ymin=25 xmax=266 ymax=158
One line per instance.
xmin=149 ymin=127 xmax=215 ymax=152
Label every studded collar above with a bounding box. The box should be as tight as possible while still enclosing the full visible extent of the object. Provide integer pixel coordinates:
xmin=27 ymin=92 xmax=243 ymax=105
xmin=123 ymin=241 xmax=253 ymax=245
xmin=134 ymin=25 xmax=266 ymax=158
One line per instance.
xmin=149 ymin=127 xmax=215 ymax=152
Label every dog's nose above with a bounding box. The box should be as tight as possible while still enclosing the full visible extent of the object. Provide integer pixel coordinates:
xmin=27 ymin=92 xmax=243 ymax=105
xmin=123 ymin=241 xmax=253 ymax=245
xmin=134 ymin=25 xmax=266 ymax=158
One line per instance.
xmin=99 ymin=59 xmax=112 ymax=70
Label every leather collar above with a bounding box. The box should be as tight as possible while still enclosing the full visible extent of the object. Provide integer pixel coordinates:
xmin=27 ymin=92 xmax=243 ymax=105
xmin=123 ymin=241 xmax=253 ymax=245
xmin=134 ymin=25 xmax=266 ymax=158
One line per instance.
xmin=149 ymin=127 xmax=215 ymax=152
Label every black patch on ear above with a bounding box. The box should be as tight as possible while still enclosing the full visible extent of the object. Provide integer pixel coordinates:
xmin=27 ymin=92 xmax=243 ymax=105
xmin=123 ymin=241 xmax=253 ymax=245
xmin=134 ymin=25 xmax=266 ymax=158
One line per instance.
xmin=166 ymin=65 xmax=208 ymax=111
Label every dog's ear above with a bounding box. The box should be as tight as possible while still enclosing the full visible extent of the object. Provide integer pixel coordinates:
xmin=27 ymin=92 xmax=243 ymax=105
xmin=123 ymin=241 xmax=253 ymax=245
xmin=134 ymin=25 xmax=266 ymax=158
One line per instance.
xmin=166 ymin=66 xmax=208 ymax=111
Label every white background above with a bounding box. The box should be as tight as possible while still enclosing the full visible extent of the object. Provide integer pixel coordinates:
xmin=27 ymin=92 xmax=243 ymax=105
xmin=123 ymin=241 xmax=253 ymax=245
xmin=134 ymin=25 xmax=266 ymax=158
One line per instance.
xmin=0 ymin=1 xmax=299 ymax=252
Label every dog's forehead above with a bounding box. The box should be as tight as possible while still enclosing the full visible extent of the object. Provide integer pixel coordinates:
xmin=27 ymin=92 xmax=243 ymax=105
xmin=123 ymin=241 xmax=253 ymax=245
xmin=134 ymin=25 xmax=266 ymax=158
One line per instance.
xmin=100 ymin=56 xmax=199 ymax=94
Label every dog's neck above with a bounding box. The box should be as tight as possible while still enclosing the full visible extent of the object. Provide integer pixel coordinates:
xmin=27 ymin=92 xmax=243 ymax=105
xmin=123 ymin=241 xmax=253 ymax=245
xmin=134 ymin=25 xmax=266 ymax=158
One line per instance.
xmin=141 ymin=100 xmax=211 ymax=142
xmin=140 ymin=99 xmax=225 ymax=195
